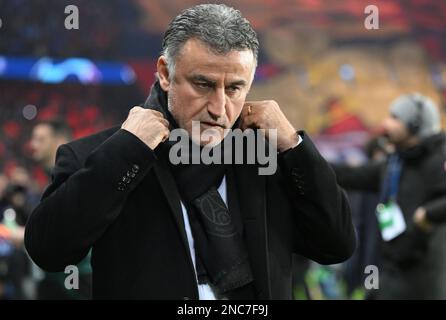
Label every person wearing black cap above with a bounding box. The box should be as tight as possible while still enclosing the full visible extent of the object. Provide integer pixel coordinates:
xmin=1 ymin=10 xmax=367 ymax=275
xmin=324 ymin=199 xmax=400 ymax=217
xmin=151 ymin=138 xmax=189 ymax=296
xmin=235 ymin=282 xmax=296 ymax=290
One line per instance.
xmin=333 ymin=93 xmax=446 ymax=299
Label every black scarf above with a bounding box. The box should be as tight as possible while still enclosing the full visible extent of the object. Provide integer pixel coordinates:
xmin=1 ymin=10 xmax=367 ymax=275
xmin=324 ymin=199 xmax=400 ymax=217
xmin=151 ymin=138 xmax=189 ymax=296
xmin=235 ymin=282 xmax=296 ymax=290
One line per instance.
xmin=142 ymin=81 xmax=254 ymax=298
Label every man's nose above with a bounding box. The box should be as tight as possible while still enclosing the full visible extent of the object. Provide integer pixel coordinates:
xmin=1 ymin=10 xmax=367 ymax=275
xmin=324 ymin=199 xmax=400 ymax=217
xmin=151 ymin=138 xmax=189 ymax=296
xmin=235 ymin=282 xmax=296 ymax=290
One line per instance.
xmin=207 ymin=88 xmax=226 ymax=119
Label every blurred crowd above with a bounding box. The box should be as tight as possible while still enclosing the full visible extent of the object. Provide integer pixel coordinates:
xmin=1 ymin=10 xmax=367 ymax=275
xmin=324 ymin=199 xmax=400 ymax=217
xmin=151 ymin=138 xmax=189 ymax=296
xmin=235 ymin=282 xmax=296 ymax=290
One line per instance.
xmin=0 ymin=0 xmax=152 ymax=299
xmin=0 ymin=0 xmax=158 ymax=59
xmin=0 ymin=81 xmax=142 ymax=181
xmin=0 ymin=80 xmax=145 ymax=299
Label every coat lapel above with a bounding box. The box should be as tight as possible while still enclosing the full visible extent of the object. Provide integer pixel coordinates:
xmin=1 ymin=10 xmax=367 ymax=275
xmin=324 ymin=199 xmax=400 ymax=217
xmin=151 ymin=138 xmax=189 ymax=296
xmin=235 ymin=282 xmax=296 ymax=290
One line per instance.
xmin=233 ymin=164 xmax=272 ymax=299
xmin=152 ymin=148 xmax=196 ymax=276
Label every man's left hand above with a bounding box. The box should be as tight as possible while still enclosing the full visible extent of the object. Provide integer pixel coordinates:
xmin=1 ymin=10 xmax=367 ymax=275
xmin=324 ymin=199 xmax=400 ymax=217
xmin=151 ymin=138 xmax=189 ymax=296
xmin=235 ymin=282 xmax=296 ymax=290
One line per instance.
xmin=240 ymin=100 xmax=299 ymax=152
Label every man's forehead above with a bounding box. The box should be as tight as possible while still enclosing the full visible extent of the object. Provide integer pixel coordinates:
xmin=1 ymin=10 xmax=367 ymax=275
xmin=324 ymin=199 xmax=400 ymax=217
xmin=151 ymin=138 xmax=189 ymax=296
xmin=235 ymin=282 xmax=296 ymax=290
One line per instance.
xmin=188 ymin=73 xmax=248 ymax=86
xmin=35 ymin=124 xmax=51 ymax=132
xmin=176 ymin=39 xmax=255 ymax=69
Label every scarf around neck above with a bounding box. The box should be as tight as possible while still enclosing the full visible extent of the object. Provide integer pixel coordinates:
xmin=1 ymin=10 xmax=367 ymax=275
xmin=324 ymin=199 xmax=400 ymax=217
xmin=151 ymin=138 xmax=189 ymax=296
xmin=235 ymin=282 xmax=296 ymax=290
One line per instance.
xmin=141 ymin=80 xmax=255 ymax=298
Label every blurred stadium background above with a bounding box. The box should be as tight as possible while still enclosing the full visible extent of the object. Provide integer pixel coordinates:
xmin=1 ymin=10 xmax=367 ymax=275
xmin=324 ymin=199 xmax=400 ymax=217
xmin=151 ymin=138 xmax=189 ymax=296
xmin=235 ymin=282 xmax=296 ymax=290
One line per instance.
xmin=1 ymin=0 xmax=446 ymax=299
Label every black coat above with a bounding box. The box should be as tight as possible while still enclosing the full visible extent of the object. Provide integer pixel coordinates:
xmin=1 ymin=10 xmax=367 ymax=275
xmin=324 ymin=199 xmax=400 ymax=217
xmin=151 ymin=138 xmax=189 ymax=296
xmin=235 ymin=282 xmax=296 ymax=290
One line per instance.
xmin=25 ymin=126 xmax=355 ymax=299
xmin=333 ymin=133 xmax=446 ymax=299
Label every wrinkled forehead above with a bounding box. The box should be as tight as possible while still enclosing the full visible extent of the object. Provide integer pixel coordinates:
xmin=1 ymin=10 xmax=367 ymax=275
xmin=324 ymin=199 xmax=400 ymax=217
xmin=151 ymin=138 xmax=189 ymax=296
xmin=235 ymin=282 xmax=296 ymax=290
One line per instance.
xmin=174 ymin=39 xmax=256 ymax=78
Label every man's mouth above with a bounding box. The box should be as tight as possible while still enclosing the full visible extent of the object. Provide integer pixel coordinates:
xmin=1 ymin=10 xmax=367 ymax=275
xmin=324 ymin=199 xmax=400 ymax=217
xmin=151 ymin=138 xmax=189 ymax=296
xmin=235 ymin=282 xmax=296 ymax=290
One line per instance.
xmin=201 ymin=121 xmax=224 ymax=128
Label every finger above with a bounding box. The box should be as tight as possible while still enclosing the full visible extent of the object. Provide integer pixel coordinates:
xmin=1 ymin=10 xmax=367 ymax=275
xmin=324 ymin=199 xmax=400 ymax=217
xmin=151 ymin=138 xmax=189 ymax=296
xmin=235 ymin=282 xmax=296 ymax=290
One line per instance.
xmin=130 ymin=106 xmax=144 ymax=113
xmin=149 ymin=109 xmax=165 ymax=118
xmin=146 ymin=110 xmax=169 ymax=124
xmin=240 ymin=113 xmax=258 ymax=130
xmin=241 ymin=103 xmax=255 ymax=119
xmin=161 ymin=128 xmax=170 ymax=142
xmin=244 ymin=101 xmax=260 ymax=106
xmin=158 ymin=117 xmax=170 ymax=128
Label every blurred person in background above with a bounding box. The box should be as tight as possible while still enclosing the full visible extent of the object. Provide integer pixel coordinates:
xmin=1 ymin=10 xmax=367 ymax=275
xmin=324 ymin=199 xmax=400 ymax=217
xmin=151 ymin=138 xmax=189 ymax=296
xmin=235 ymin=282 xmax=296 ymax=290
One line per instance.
xmin=0 ymin=167 xmax=40 ymax=245
xmin=31 ymin=120 xmax=73 ymax=176
xmin=342 ymin=136 xmax=391 ymax=299
xmin=0 ymin=184 xmax=32 ymax=299
xmin=0 ymin=175 xmax=9 ymax=211
xmin=0 ymin=167 xmax=39 ymax=299
xmin=29 ymin=120 xmax=92 ymax=300
xmin=333 ymin=93 xmax=446 ymax=299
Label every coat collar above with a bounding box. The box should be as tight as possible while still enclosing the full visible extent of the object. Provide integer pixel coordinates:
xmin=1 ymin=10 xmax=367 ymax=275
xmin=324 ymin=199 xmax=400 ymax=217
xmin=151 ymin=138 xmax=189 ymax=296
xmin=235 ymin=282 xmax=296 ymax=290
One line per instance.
xmin=232 ymin=164 xmax=271 ymax=299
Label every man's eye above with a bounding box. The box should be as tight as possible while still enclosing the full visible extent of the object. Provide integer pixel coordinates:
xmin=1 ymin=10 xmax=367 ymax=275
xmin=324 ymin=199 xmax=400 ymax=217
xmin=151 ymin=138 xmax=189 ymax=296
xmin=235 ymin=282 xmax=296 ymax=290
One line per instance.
xmin=226 ymin=86 xmax=240 ymax=95
xmin=196 ymin=82 xmax=211 ymax=89
xmin=226 ymin=86 xmax=239 ymax=92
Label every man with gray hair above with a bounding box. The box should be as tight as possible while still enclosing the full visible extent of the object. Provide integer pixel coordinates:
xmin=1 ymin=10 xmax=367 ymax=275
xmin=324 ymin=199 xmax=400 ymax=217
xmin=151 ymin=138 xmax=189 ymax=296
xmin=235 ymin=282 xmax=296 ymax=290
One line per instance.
xmin=25 ymin=4 xmax=355 ymax=299
xmin=334 ymin=93 xmax=446 ymax=299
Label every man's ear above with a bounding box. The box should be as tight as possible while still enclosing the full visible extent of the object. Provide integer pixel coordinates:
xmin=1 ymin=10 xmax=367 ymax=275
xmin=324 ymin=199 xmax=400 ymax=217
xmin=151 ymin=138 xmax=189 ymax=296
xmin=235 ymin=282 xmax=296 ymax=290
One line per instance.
xmin=157 ymin=56 xmax=170 ymax=91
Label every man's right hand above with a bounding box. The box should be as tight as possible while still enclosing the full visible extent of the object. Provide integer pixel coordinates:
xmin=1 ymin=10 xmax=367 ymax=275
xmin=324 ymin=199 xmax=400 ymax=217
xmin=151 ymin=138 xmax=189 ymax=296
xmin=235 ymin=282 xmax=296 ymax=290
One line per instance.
xmin=121 ymin=106 xmax=170 ymax=150
xmin=413 ymin=207 xmax=433 ymax=233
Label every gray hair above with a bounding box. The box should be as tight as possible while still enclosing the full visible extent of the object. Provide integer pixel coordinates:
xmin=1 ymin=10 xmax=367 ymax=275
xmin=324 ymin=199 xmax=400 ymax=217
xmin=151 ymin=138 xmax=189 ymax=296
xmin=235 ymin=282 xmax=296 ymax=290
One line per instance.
xmin=162 ymin=4 xmax=259 ymax=77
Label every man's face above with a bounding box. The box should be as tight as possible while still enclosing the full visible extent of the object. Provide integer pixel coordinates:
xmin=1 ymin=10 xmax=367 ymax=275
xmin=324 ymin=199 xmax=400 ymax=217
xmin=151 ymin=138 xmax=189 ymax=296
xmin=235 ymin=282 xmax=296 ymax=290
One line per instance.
xmin=158 ymin=39 xmax=256 ymax=145
xmin=382 ymin=114 xmax=411 ymax=146
xmin=30 ymin=124 xmax=57 ymax=164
